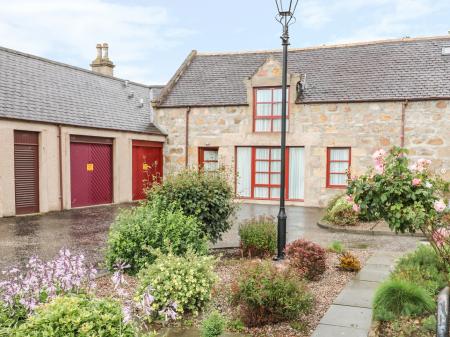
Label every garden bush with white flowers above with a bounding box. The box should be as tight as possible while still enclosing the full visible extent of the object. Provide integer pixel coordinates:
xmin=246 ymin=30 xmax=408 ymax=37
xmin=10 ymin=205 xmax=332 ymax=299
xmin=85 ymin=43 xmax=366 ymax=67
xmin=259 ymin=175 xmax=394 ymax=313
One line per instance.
xmin=347 ymin=147 xmax=450 ymax=264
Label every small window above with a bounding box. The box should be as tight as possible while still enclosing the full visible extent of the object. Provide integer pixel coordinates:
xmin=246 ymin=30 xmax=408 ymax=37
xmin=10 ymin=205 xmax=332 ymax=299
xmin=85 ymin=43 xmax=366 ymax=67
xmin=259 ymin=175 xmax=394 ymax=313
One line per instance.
xmin=326 ymin=147 xmax=351 ymax=188
xmin=199 ymin=147 xmax=219 ymax=172
xmin=254 ymin=87 xmax=289 ymax=132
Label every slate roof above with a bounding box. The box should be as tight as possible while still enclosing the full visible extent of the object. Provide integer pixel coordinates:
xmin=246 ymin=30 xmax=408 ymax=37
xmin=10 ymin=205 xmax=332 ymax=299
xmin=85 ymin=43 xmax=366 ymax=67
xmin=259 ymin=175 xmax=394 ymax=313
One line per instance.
xmin=159 ymin=36 xmax=450 ymax=107
xmin=0 ymin=46 xmax=164 ymax=135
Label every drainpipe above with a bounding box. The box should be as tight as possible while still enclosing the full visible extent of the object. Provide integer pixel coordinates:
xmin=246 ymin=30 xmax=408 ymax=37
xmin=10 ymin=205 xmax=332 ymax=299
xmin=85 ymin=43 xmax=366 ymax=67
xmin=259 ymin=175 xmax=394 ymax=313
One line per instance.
xmin=58 ymin=125 xmax=64 ymax=211
xmin=400 ymin=100 xmax=408 ymax=147
xmin=185 ymin=106 xmax=191 ymax=168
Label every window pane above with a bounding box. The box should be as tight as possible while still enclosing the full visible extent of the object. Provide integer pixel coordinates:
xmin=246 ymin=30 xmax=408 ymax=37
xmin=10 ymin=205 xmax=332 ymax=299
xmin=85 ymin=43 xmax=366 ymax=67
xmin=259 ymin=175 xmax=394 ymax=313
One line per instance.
xmin=273 ymin=88 xmax=289 ymax=102
xmin=270 ymin=173 xmax=280 ymax=184
xmin=236 ymin=147 xmax=251 ymax=197
xmin=256 ymin=148 xmax=270 ymax=160
xmin=270 ymin=188 xmax=280 ymax=199
xmin=204 ymin=162 xmax=218 ymax=172
xmin=254 ymin=187 xmax=269 ymax=198
xmin=273 ymin=119 xmax=280 ymax=132
xmin=273 ymin=103 xmax=282 ymax=116
xmin=255 ymin=119 xmax=271 ymax=132
xmin=330 ymin=148 xmax=349 ymax=161
xmin=203 ymin=150 xmax=218 ymax=161
xmin=330 ymin=162 xmax=349 ymax=173
xmin=256 ymin=160 xmax=269 ymax=172
xmin=271 ymin=148 xmax=281 ymax=160
xmin=256 ymin=173 xmax=269 ymax=184
xmin=270 ymin=161 xmax=281 ymax=172
xmin=256 ymin=103 xmax=271 ymax=116
xmin=288 ymin=147 xmax=305 ymax=199
xmin=330 ymin=174 xmax=347 ymax=186
xmin=256 ymin=89 xmax=272 ymax=102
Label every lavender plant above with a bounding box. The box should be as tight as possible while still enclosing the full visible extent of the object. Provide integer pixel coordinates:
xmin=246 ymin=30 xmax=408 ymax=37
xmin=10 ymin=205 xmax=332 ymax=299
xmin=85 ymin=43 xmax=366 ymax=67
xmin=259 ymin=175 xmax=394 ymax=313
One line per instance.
xmin=111 ymin=262 xmax=177 ymax=330
xmin=0 ymin=248 xmax=96 ymax=328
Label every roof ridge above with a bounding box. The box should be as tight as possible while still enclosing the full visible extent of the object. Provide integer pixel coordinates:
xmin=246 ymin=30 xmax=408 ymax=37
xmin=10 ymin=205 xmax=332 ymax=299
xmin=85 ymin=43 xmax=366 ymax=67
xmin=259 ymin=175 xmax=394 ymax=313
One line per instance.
xmin=197 ymin=34 xmax=450 ymax=56
xmin=0 ymin=45 xmax=163 ymax=89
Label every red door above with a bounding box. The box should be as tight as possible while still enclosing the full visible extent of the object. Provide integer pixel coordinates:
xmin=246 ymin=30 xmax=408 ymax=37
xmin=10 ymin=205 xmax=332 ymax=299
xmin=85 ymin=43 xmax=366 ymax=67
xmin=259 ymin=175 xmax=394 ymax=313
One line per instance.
xmin=14 ymin=131 xmax=40 ymax=215
xmin=70 ymin=136 xmax=113 ymax=207
xmin=132 ymin=140 xmax=163 ymax=200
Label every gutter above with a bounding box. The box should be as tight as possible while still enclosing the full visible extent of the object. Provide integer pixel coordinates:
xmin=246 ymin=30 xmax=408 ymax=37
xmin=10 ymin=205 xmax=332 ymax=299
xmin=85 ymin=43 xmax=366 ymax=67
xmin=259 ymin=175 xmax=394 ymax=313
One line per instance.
xmin=401 ymin=100 xmax=409 ymax=147
xmin=58 ymin=125 xmax=64 ymax=211
xmin=185 ymin=106 xmax=191 ymax=167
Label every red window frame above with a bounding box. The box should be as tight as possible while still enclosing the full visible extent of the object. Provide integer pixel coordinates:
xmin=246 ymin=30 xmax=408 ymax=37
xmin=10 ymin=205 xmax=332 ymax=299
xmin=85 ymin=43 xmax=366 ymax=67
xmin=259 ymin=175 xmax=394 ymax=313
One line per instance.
xmin=234 ymin=146 xmax=305 ymax=201
xmin=198 ymin=147 xmax=219 ymax=171
xmin=326 ymin=147 xmax=351 ymax=189
xmin=252 ymin=147 xmax=284 ymax=200
xmin=253 ymin=87 xmax=289 ymax=132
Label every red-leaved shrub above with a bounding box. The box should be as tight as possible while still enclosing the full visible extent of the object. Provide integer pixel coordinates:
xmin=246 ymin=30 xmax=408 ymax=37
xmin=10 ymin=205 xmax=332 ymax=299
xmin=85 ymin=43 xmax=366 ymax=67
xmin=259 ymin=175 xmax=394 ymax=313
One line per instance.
xmin=285 ymin=239 xmax=326 ymax=280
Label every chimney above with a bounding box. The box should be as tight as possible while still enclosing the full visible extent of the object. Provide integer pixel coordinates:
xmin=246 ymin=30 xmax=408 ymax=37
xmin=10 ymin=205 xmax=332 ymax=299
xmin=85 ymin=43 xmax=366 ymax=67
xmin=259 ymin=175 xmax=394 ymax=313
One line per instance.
xmin=90 ymin=42 xmax=115 ymax=76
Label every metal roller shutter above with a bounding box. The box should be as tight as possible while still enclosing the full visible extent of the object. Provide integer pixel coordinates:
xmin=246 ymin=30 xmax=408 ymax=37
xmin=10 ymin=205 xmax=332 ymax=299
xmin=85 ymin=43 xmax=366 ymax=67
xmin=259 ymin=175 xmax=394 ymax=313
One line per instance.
xmin=14 ymin=131 xmax=39 ymax=215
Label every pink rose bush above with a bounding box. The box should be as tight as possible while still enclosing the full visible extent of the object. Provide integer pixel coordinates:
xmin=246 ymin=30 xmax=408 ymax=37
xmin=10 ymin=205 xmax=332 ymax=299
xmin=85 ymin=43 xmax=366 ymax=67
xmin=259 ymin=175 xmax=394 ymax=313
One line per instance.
xmin=347 ymin=146 xmax=450 ymax=266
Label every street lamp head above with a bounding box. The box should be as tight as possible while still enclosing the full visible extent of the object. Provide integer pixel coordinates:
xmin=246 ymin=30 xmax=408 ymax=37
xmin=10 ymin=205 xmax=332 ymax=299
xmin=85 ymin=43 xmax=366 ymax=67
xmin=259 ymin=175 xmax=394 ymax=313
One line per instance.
xmin=275 ymin=0 xmax=299 ymax=26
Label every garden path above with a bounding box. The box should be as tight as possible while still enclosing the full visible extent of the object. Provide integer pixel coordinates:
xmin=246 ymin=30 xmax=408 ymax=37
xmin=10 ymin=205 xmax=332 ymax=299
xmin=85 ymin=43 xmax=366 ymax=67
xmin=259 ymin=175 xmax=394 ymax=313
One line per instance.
xmin=311 ymin=251 xmax=407 ymax=337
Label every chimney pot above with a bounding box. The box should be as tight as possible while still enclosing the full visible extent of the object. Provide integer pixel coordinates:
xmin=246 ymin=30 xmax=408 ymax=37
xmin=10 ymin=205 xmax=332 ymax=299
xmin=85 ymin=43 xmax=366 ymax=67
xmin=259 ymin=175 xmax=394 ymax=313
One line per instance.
xmin=90 ymin=42 xmax=115 ymax=77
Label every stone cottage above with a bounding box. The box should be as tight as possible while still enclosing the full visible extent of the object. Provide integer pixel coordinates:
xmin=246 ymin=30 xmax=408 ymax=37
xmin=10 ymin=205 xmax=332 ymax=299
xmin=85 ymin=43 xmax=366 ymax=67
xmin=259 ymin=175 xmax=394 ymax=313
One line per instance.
xmin=152 ymin=36 xmax=450 ymax=207
xmin=0 ymin=44 xmax=165 ymax=217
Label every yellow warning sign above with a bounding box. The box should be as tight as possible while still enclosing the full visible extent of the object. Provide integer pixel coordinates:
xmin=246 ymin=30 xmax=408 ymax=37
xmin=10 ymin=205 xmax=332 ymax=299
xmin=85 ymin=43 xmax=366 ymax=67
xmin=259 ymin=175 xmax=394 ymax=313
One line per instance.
xmin=143 ymin=163 xmax=149 ymax=171
xmin=86 ymin=163 xmax=94 ymax=172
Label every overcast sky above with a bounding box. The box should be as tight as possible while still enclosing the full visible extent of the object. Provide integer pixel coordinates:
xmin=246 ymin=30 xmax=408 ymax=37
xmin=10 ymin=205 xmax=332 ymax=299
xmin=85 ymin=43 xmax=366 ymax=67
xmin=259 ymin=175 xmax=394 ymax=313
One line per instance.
xmin=1 ymin=0 xmax=449 ymax=84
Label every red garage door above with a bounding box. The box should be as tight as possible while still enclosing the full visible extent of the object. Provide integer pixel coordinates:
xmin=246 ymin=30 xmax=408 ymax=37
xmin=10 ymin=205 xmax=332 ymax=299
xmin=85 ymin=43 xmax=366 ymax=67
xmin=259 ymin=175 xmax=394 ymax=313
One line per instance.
xmin=14 ymin=131 xmax=40 ymax=215
xmin=132 ymin=140 xmax=163 ymax=200
xmin=70 ymin=135 xmax=113 ymax=208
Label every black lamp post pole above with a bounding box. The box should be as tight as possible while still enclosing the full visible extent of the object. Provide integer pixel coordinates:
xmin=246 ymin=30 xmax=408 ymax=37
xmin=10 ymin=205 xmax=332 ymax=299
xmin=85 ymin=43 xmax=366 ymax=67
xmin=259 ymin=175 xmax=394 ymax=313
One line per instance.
xmin=277 ymin=25 xmax=289 ymax=260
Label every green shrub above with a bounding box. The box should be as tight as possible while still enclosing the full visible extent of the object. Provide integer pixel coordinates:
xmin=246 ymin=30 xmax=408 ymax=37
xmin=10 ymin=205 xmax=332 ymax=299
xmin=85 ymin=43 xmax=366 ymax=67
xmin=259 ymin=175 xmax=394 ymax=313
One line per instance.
xmin=328 ymin=241 xmax=345 ymax=253
xmin=231 ymin=261 xmax=312 ymax=327
xmin=373 ymin=279 xmax=435 ymax=321
xmin=136 ymin=251 xmax=217 ymax=316
xmin=227 ymin=318 xmax=245 ymax=332
xmin=324 ymin=196 xmax=358 ymax=226
xmin=0 ymin=300 xmax=27 ymax=332
xmin=239 ymin=216 xmax=276 ymax=257
xmin=12 ymin=295 xmax=135 ymax=337
xmin=149 ymin=169 xmax=237 ymax=243
xmin=285 ymin=239 xmax=327 ymax=280
xmin=422 ymin=314 xmax=437 ymax=332
xmin=201 ymin=311 xmax=226 ymax=337
xmin=105 ymin=197 xmax=208 ymax=274
xmin=392 ymin=245 xmax=448 ymax=296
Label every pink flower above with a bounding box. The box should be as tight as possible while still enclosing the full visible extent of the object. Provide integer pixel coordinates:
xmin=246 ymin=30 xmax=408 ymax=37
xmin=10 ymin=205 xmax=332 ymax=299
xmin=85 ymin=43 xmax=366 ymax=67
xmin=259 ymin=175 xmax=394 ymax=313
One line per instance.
xmin=352 ymin=204 xmax=360 ymax=212
xmin=432 ymin=227 xmax=450 ymax=247
xmin=372 ymin=149 xmax=387 ymax=161
xmin=434 ymin=200 xmax=447 ymax=213
xmin=411 ymin=178 xmax=422 ymax=186
xmin=345 ymin=195 xmax=353 ymax=203
xmin=374 ymin=163 xmax=384 ymax=175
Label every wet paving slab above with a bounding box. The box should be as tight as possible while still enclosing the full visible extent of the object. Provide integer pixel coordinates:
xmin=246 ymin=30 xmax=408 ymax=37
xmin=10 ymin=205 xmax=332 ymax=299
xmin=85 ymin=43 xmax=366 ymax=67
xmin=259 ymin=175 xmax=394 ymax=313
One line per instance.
xmin=0 ymin=202 xmax=421 ymax=273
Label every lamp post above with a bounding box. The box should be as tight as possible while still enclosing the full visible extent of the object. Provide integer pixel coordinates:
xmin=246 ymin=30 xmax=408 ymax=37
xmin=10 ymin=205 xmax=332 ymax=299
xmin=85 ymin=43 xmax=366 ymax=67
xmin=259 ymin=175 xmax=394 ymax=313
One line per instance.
xmin=274 ymin=0 xmax=299 ymax=260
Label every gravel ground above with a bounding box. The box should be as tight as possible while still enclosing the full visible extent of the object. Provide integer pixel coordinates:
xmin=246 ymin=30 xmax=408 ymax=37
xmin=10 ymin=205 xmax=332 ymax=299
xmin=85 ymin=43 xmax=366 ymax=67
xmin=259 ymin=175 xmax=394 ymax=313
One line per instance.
xmin=369 ymin=317 xmax=435 ymax=337
xmin=93 ymin=249 xmax=370 ymax=337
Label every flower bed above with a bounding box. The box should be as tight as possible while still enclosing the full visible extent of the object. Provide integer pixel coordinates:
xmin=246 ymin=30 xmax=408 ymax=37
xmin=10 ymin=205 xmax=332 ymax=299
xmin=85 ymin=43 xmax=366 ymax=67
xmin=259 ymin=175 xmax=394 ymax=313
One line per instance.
xmin=92 ymin=248 xmax=369 ymax=337
xmin=370 ymin=245 xmax=445 ymax=337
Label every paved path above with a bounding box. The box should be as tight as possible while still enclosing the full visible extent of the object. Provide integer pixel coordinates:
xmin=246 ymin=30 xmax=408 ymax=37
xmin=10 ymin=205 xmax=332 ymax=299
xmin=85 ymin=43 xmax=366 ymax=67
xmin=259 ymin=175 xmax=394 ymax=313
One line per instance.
xmin=311 ymin=251 xmax=405 ymax=337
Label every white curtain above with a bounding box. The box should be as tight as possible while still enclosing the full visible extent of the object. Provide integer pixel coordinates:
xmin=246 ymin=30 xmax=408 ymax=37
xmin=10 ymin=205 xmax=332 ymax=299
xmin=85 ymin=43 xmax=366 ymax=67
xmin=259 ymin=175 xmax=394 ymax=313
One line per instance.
xmin=288 ymin=147 xmax=305 ymax=200
xmin=236 ymin=147 xmax=251 ymax=198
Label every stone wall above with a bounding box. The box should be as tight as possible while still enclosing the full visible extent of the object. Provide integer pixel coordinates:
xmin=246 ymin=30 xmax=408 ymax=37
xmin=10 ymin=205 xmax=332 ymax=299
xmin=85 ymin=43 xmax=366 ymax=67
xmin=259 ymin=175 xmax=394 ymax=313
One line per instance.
xmin=154 ymin=58 xmax=449 ymax=207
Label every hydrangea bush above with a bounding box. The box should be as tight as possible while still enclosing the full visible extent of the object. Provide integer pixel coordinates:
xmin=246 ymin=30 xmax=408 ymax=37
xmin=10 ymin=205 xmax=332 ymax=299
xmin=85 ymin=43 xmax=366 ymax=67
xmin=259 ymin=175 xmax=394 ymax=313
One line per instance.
xmin=347 ymin=147 xmax=450 ymax=266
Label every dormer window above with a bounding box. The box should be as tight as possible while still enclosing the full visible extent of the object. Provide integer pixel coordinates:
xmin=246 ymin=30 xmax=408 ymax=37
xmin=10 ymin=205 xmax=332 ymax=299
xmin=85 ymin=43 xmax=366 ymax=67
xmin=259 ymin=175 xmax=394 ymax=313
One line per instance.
xmin=254 ymin=87 xmax=289 ymax=132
